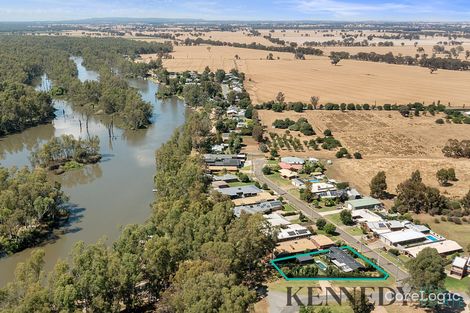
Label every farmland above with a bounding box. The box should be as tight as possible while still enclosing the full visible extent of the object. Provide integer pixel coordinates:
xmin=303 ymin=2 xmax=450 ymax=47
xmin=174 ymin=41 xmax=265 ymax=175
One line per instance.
xmin=153 ymin=44 xmax=470 ymax=105
xmin=258 ymin=110 xmax=470 ymax=198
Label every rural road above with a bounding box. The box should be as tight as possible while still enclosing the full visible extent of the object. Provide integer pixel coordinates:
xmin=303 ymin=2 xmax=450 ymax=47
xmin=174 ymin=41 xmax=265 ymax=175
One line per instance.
xmin=252 ymin=158 xmax=409 ymax=282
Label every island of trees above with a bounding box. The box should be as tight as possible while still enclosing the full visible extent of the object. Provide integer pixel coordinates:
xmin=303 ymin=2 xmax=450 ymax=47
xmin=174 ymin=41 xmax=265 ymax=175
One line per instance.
xmin=0 ymin=35 xmax=171 ymax=130
xmin=30 ymin=134 xmax=101 ymax=174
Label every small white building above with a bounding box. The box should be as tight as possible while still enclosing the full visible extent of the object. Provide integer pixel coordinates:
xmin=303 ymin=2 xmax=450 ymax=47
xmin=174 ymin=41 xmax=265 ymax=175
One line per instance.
xmin=351 ymin=209 xmax=383 ymax=224
xmin=280 ymin=156 xmax=305 ymax=165
xmin=292 ymin=178 xmax=306 ymax=189
xmin=311 ymin=182 xmax=336 ymax=194
xmin=277 ymin=224 xmax=312 ymax=241
xmin=380 ymin=229 xmax=427 ymax=248
xmin=264 ymin=212 xmax=291 ymax=227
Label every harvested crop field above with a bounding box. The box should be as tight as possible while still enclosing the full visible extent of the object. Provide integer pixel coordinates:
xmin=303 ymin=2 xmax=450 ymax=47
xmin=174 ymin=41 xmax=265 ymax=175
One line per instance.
xmin=258 ymin=110 xmax=470 ymax=198
xmin=155 ymin=45 xmax=296 ymax=72
xmin=242 ymin=56 xmax=470 ymax=106
xmin=152 ymin=45 xmax=470 ymax=106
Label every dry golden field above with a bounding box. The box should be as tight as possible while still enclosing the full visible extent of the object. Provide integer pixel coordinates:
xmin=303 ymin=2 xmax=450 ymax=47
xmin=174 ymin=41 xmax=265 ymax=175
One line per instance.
xmin=241 ymin=56 xmax=470 ymax=106
xmin=153 ymin=44 xmax=470 ymax=106
xmin=157 ymin=45 xmax=296 ymax=72
xmin=258 ymin=110 xmax=470 ymax=198
xmin=258 ymin=28 xmax=470 ymax=46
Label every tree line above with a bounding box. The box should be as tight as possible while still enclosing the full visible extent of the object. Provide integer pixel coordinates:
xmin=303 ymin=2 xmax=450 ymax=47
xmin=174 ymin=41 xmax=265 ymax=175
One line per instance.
xmin=0 ymin=82 xmax=54 ymax=136
xmin=330 ymin=50 xmax=470 ymax=71
xmin=182 ymin=37 xmax=324 ymax=56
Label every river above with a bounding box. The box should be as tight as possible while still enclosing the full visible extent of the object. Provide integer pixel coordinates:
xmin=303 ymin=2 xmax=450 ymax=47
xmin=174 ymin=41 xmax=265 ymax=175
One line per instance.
xmin=0 ymin=56 xmax=186 ymax=285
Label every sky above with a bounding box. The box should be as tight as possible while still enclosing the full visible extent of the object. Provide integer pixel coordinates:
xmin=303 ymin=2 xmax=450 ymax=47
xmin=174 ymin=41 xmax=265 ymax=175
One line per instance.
xmin=1 ymin=0 xmax=470 ymax=22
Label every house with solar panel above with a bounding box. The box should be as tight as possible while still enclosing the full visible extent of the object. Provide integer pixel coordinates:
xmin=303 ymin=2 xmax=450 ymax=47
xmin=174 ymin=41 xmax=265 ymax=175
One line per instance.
xmin=327 ymin=247 xmax=364 ymax=273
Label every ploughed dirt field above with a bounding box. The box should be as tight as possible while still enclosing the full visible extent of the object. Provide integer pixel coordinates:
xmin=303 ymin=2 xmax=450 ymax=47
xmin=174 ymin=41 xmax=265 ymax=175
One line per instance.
xmin=258 ymin=110 xmax=470 ymax=198
xmin=152 ymin=45 xmax=470 ymax=106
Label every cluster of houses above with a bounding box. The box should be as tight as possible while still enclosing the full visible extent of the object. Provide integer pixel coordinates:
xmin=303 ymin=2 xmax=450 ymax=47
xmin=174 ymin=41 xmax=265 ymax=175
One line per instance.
xmin=347 ymin=202 xmax=463 ymax=260
xmin=210 ymin=104 xmax=248 ymax=154
xmin=222 ymin=72 xmax=244 ymax=94
xmin=278 ymin=156 xmax=362 ymax=201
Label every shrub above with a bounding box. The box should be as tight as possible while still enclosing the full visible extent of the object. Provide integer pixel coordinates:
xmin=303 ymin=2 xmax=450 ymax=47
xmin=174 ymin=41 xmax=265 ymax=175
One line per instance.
xmin=316 ymin=218 xmax=327 ymax=230
xmin=353 ymin=152 xmax=362 ymax=159
xmin=262 ymin=166 xmax=273 ymax=175
xmin=323 ymin=129 xmax=332 ymax=136
xmin=435 ymin=118 xmax=445 ymax=124
xmin=388 ymin=248 xmax=400 ymax=256
xmin=324 ymin=223 xmax=336 ymax=235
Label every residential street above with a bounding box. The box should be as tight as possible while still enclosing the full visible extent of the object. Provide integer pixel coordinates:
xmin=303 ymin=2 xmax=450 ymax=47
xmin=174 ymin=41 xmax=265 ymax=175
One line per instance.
xmin=252 ymin=158 xmax=409 ymax=282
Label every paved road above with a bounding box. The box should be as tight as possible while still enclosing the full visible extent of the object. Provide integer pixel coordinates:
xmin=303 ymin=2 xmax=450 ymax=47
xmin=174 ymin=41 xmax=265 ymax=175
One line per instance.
xmin=252 ymin=158 xmax=409 ymax=282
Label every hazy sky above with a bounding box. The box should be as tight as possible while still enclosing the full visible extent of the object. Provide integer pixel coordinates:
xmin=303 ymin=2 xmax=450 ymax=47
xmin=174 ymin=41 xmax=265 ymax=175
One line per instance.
xmin=1 ymin=0 xmax=470 ymax=21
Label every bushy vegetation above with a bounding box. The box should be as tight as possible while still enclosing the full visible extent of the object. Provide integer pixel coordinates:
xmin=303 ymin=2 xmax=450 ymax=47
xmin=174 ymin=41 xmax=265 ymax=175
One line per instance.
xmin=0 ymin=82 xmax=54 ymax=136
xmin=0 ymin=112 xmax=275 ymax=312
xmin=0 ymin=167 xmax=68 ymax=255
xmin=30 ymin=134 xmax=101 ymax=171
xmin=393 ymin=170 xmax=449 ymax=215
xmin=442 ymin=139 xmax=470 ymax=158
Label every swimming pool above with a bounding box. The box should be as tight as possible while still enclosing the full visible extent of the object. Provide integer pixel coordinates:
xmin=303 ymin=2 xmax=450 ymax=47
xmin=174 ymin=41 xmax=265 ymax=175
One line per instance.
xmin=426 ymin=235 xmax=439 ymax=242
xmin=309 ymin=179 xmax=320 ymax=183
xmin=315 ymin=260 xmax=328 ymax=271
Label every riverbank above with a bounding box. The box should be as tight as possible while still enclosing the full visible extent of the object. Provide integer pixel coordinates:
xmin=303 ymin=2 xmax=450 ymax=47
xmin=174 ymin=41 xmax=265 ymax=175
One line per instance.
xmin=0 ymin=71 xmax=187 ymax=286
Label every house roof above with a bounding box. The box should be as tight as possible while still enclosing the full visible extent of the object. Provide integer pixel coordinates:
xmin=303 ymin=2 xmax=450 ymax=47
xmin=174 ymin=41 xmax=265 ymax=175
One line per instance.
xmin=233 ymin=200 xmax=283 ymax=217
xmin=212 ymin=181 xmax=229 ymax=188
xmin=328 ymin=247 xmax=363 ymax=271
xmin=281 ymin=157 xmax=305 ymax=164
xmin=280 ymin=169 xmax=298 ymax=178
xmin=264 ymin=212 xmax=291 ymax=226
xmin=380 ymin=230 xmax=427 ymax=244
xmin=296 ymin=255 xmax=314 ymax=263
xmin=277 ymin=224 xmax=312 ymax=241
xmin=292 ymin=178 xmax=305 ymax=186
xmin=231 ymin=192 xmax=277 ymax=206
xmin=310 ymin=235 xmax=335 ymax=248
xmin=405 ymin=240 xmax=463 ymax=258
xmin=212 ymin=174 xmax=239 ymax=182
xmin=311 ymin=182 xmax=336 ymax=193
xmin=352 ymin=209 xmax=383 ymax=223
xmin=345 ymin=197 xmax=382 ymax=209
xmin=404 ymin=223 xmax=430 ymax=233
xmin=276 ymin=238 xmax=317 ymax=255
xmin=279 ymin=162 xmax=303 ymax=170
xmin=217 ymin=185 xmax=261 ymax=197
xmin=452 ymin=256 xmax=469 ymax=268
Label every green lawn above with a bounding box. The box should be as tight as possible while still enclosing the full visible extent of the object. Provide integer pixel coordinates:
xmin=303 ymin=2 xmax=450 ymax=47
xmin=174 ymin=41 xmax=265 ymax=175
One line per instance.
xmin=377 ymin=250 xmax=409 ymax=271
xmin=266 ymin=159 xmax=279 ymax=166
xmin=267 ymin=172 xmax=291 ymax=187
xmin=283 ymin=203 xmax=297 ymax=213
xmin=288 ymin=188 xmax=301 ymax=198
xmin=445 ymin=276 xmax=470 ymax=295
xmin=327 ymin=213 xmax=343 ymax=226
xmin=345 ymin=226 xmax=363 ymax=236
xmin=413 ymin=213 xmax=470 ymax=251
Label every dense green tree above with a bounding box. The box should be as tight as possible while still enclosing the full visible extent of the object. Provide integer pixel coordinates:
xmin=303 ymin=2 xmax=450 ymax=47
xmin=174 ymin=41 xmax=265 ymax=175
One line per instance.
xmin=0 ymin=167 xmax=68 ymax=254
xmin=406 ymin=247 xmax=446 ymax=307
xmin=340 ymin=210 xmax=354 ymax=225
xmin=369 ymin=171 xmax=388 ymax=199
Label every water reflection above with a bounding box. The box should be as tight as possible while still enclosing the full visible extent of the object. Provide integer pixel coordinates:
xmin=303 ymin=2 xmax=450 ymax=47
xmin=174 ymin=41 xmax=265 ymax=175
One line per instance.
xmin=0 ymin=58 xmax=186 ymax=285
